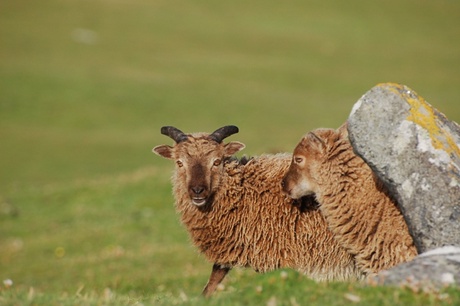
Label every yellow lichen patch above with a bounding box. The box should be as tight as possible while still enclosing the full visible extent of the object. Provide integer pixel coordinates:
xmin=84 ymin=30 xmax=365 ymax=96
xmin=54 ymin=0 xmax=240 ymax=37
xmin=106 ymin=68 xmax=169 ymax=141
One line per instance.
xmin=381 ymin=83 xmax=460 ymax=159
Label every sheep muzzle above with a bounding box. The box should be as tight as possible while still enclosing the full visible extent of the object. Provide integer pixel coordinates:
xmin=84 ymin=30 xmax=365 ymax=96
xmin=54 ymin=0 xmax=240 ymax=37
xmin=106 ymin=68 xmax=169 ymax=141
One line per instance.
xmin=187 ymin=163 xmax=213 ymax=206
xmin=189 ymin=185 xmax=210 ymax=206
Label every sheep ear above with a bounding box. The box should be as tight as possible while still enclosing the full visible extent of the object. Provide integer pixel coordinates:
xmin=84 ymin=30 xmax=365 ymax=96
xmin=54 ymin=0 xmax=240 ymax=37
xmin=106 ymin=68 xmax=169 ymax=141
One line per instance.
xmin=153 ymin=145 xmax=174 ymax=159
xmin=308 ymin=132 xmax=326 ymax=151
xmin=224 ymin=141 xmax=245 ymax=156
xmin=337 ymin=122 xmax=349 ymax=139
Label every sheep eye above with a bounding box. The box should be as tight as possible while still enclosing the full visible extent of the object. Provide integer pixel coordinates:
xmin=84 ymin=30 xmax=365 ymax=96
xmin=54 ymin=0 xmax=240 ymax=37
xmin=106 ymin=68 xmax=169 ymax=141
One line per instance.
xmin=176 ymin=160 xmax=183 ymax=167
xmin=213 ymin=159 xmax=222 ymax=167
xmin=294 ymin=157 xmax=303 ymax=164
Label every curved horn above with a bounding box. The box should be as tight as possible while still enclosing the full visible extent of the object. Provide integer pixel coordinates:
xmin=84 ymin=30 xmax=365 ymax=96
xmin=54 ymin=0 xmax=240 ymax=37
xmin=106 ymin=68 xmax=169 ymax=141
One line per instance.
xmin=209 ymin=125 xmax=239 ymax=143
xmin=160 ymin=126 xmax=188 ymax=143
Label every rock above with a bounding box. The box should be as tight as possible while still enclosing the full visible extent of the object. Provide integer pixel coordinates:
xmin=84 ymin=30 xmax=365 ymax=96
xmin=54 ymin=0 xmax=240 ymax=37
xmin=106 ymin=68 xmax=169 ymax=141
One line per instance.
xmin=347 ymin=83 xmax=460 ymax=253
xmin=368 ymin=246 xmax=460 ymax=289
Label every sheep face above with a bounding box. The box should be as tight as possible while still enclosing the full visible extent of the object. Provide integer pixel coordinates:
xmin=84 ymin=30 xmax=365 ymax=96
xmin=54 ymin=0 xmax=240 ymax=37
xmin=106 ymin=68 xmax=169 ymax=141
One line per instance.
xmin=153 ymin=126 xmax=245 ymax=207
xmin=282 ymin=129 xmax=338 ymax=199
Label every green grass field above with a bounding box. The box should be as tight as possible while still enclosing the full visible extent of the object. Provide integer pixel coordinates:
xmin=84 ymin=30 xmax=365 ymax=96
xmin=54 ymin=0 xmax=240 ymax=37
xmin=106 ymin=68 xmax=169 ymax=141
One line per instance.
xmin=1 ymin=0 xmax=459 ymax=305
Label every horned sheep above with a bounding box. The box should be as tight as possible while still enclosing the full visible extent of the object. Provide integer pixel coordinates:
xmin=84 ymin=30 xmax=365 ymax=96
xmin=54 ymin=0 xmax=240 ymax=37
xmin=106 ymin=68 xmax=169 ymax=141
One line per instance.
xmin=282 ymin=123 xmax=418 ymax=276
xmin=153 ymin=125 xmax=363 ymax=296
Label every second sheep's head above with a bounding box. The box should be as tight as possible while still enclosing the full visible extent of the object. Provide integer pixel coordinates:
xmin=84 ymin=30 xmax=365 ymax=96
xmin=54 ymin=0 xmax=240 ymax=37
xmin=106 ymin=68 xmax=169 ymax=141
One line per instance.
xmin=282 ymin=125 xmax=348 ymax=200
xmin=153 ymin=125 xmax=245 ymax=207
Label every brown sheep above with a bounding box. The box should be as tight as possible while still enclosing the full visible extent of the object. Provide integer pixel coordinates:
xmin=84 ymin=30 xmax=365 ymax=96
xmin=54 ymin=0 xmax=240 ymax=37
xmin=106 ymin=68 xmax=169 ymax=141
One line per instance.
xmin=282 ymin=123 xmax=418 ymax=276
xmin=153 ymin=125 xmax=363 ymax=296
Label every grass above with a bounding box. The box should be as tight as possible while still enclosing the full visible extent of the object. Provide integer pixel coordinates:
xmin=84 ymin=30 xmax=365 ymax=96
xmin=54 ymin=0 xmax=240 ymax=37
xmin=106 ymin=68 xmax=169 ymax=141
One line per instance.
xmin=0 ymin=0 xmax=459 ymax=304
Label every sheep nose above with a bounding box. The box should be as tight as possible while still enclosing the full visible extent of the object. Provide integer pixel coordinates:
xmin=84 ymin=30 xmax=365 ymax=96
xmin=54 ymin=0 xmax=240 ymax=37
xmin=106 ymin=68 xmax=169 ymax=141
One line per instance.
xmin=191 ymin=186 xmax=205 ymax=195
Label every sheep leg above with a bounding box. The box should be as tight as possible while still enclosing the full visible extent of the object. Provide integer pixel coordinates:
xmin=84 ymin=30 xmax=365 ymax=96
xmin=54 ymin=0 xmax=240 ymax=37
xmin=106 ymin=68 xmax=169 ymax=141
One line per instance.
xmin=201 ymin=263 xmax=230 ymax=297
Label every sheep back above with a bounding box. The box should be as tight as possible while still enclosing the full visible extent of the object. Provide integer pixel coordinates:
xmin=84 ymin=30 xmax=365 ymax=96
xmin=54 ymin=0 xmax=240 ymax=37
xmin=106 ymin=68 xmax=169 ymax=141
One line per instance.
xmin=312 ymin=127 xmax=418 ymax=274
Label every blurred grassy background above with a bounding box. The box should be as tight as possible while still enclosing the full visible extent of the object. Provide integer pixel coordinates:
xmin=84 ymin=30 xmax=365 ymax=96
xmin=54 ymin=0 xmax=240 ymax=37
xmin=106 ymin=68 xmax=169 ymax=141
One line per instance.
xmin=1 ymin=0 xmax=459 ymax=304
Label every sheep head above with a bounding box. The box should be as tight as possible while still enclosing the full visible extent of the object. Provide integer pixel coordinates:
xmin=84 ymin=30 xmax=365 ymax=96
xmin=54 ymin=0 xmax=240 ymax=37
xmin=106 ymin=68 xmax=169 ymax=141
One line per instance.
xmin=153 ymin=125 xmax=245 ymax=207
xmin=282 ymin=127 xmax=345 ymax=199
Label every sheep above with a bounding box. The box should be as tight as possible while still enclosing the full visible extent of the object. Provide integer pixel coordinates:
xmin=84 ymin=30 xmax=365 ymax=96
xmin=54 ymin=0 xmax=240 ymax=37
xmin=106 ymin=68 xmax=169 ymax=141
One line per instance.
xmin=152 ymin=125 xmax=364 ymax=296
xmin=281 ymin=123 xmax=418 ymax=276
